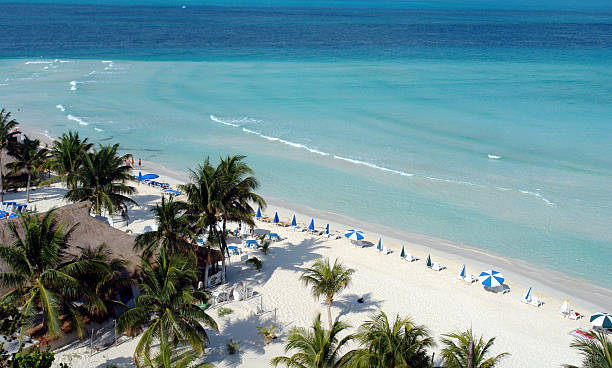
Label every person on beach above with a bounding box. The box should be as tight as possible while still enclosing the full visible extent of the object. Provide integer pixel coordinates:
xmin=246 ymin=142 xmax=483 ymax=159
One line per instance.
xmin=131 ymin=156 xmax=134 ymax=168
xmin=138 ymin=158 xmax=142 ymax=170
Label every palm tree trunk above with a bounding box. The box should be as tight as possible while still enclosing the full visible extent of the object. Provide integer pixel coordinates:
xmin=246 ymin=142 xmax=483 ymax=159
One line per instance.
xmin=203 ymin=260 xmax=209 ymax=289
xmin=327 ymin=299 xmax=333 ymax=330
xmin=0 ymin=153 xmax=4 ymax=203
xmin=467 ymin=340 xmax=474 ymax=368
xmin=26 ymin=171 xmax=31 ymax=203
xmin=220 ymin=219 xmax=228 ymax=283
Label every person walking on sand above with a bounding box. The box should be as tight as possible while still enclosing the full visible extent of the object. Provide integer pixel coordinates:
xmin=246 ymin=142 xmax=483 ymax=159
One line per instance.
xmin=138 ymin=158 xmax=142 ymax=170
xmin=130 ymin=156 xmax=134 ymax=168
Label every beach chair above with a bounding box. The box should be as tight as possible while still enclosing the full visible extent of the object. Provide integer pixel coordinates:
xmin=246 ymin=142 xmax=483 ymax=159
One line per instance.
xmin=381 ymin=246 xmax=392 ymax=255
xmin=432 ymin=262 xmax=446 ymax=271
xmin=402 ymin=253 xmax=417 ymax=262
xmin=568 ymin=311 xmax=584 ymax=320
xmin=463 ymin=274 xmax=477 ymax=283
xmin=268 ymin=233 xmax=280 ymax=241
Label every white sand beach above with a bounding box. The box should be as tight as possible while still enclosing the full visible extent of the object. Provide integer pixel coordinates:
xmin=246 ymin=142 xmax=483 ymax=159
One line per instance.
xmin=2 ymin=159 xmax=606 ymax=368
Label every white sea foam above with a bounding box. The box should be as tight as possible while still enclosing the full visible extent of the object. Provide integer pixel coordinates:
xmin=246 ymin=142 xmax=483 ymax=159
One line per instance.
xmin=210 ymin=114 xmax=240 ymax=127
xmin=87 ymin=71 xmax=96 ymax=76
xmin=67 ymin=114 xmax=89 ymax=126
xmin=24 ymin=61 xmax=53 ymax=64
xmin=56 ymin=104 xmax=65 ymax=112
xmin=69 ymin=81 xmax=79 ymax=91
xmin=101 ymin=60 xmax=113 ymax=63
xmin=518 ymin=190 xmax=555 ymax=205
xmin=333 ymin=155 xmax=414 ymax=176
xmin=94 ymin=127 xmax=103 ymax=132
xmin=58 ymin=60 xmax=72 ymax=63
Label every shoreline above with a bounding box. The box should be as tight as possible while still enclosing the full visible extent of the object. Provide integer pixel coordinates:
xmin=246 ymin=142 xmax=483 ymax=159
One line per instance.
xmin=19 ymin=126 xmax=611 ymax=313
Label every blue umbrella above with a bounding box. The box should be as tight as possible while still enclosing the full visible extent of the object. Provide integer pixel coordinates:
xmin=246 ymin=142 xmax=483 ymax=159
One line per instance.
xmin=377 ymin=238 xmax=382 ymax=251
xmin=524 ymin=287 xmax=533 ymax=302
xmin=138 ymin=171 xmax=143 ymax=181
xmin=308 ymin=219 xmax=315 ymax=231
xmin=273 ymin=212 xmax=279 ymax=223
xmin=479 ymin=269 xmax=505 ymax=287
xmin=400 ymin=246 xmax=405 ymax=258
xmin=590 ymin=313 xmax=612 ymax=329
xmin=141 ymin=173 xmax=159 ymax=180
xmin=344 ymin=229 xmax=365 ymax=241
xmin=325 ymin=224 xmax=329 ymax=234
xmin=256 ymin=207 xmax=261 ymax=219
xmin=291 ymin=215 xmax=297 ymax=226
xmin=459 ymin=264 xmax=466 ymax=278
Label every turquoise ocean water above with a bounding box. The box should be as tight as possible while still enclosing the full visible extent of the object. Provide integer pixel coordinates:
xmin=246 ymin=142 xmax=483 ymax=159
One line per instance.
xmin=1 ymin=1 xmax=611 ymax=288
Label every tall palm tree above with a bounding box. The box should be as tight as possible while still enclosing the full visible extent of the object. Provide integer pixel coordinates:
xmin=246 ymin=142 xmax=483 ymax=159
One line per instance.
xmin=440 ymin=328 xmax=509 ymax=368
xmin=564 ymin=330 xmax=612 ymax=368
xmin=48 ymin=131 xmax=92 ymax=189
xmin=0 ymin=108 xmax=19 ymax=202
xmin=271 ymin=313 xmax=353 ymax=368
xmin=0 ymin=209 xmax=103 ymax=339
xmin=65 ymin=143 xmax=136 ymax=218
xmin=300 ymin=257 xmax=355 ymax=329
xmin=216 ymin=155 xmax=265 ymax=282
xmin=347 ymin=311 xmax=434 ymax=368
xmin=135 ymin=196 xmax=194 ymax=260
xmin=116 ymin=248 xmax=218 ymax=364
xmin=7 ymin=135 xmax=49 ymax=203
xmin=72 ymin=243 xmax=134 ymax=319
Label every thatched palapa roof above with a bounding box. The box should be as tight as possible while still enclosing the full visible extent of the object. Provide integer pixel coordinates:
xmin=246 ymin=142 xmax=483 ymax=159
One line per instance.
xmin=0 ymin=202 xmax=141 ymax=273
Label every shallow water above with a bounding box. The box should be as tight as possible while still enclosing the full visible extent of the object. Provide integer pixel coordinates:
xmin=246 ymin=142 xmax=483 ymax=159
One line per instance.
xmin=1 ymin=2 xmax=611 ymax=288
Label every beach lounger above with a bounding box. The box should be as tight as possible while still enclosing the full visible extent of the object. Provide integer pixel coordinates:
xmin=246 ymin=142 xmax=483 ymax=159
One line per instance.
xmin=402 ymin=253 xmax=418 ymax=262
xmin=463 ymin=274 xmax=477 ymax=283
xmin=268 ymin=233 xmax=280 ymax=241
xmin=432 ymin=262 xmax=446 ymax=271
xmin=568 ymin=311 xmax=584 ymax=320
xmin=569 ymin=328 xmax=595 ymax=341
xmin=381 ymin=246 xmax=392 ymax=255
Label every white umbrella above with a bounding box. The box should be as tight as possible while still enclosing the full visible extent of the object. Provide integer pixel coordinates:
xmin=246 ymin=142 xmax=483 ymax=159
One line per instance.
xmin=560 ymin=298 xmax=571 ymax=315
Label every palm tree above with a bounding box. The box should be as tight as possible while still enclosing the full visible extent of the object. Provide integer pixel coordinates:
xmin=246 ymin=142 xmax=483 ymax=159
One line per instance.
xmin=65 ymin=143 xmax=136 ymax=218
xmin=72 ymin=243 xmax=134 ymax=319
xmin=347 ymin=310 xmax=434 ymax=368
xmin=0 ymin=108 xmax=19 ymax=202
xmin=300 ymin=257 xmax=355 ymax=329
xmin=135 ymin=195 xmax=194 ymax=260
xmin=216 ymin=155 xmax=266 ymax=281
xmin=564 ymin=330 xmax=612 ymax=368
xmin=7 ymin=135 xmax=49 ymax=203
xmin=271 ymin=313 xmax=353 ymax=368
xmin=440 ymin=328 xmax=509 ymax=368
xmin=116 ymin=248 xmax=218 ymax=364
xmin=48 ymin=131 xmax=92 ymax=189
xmin=142 ymin=344 xmax=213 ymax=368
xmin=0 ymin=209 xmax=103 ymax=340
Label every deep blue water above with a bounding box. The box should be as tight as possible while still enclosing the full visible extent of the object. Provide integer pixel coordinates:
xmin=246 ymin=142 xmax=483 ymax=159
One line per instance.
xmin=1 ymin=2 xmax=611 ymax=288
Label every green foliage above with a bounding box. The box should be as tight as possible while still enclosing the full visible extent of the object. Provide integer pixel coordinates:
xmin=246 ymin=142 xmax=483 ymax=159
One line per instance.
xmin=441 ymin=328 xmax=509 ymax=368
xmin=142 ymin=344 xmax=213 ymax=368
xmin=135 ymin=196 xmax=194 ymax=260
xmin=300 ymin=257 xmax=355 ymax=329
xmin=256 ymin=234 xmax=271 ymax=255
xmin=14 ymin=347 xmax=55 ymax=368
xmin=116 ymin=249 xmax=218 ymax=363
xmin=0 ymin=209 xmax=101 ymax=339
xmin=564 ymin=330 xmax=612 ymax=368
xmin=271 ymin=314 xmax=353 ymax=368
xmin=0 ymin=108 xmax=19 ymax=202
xmin=346 ymin=310 xmax=434 ymax=368
xmin=246 ymin=257 xmax=263 ymax=270
xmin=226 ymin=339 xmax=240 ymax=355
xmin=7 ymin=135 xmax=49 ymax=203
xmin=0 ymin=301 xmax=25 ymax=335
xmin=257 ymin=324 xmax=279 ymax=345
xmin=48 ymin=131 xmax=92 ymax=189
xmin=217 ymin=307 xmax=233 ymax=317
xmin=64 ymin=143 xmax=136 ymax=218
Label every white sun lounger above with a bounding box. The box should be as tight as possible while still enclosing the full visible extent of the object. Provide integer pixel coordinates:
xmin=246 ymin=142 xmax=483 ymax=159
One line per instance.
xmin=463 ymin=274 xmax=477 ymax=283
xmin=432 ymin=262 xmax=446 ymax=271
xmin=522 ymin=296 xmax=544 ymax=307
xmin=377 ymin=246 xmax=392 ymax=255
xmin=402 ymin=253 xmax=417 ymax=262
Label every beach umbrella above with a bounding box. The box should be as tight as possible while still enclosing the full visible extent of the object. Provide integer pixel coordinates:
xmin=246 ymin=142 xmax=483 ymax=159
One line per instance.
xmin=256 ymin=207 xmax=261 ymax=219
xmin=426 ymin=254 xmax=432 ymax=268
xmin=590 ymin=313 xmax=612 ymax=329
xmin=138 ymin=171 xmax=143 ymax=181
xmin=479 ymin=269 xmax=505 ymax=288
xmin=377 ymin=238 xmax=382 ymax=251
xmin=523 ymin=287 xmax=533 ymax=302
xmin=141 ymin=173 xmax=159 ymax=180
xmin=459 ymin=264 xmax=466 ymax=278
xmin=308 ymin=219 xmax=315 ymax=231
xmin=344 ymin=229 xmax=365 ymax=241
xmin=273 ymin=212 xmax=279 ymax=223
xmin=325 ymin=224 xmax=329 ymax=234
xmin=400 ymin=246 xmax=405 ymax=258
xmin=291 ymin=215 xmax=297 ymax=226
xmin=560 ymin=298 xmax=571 ymax=315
